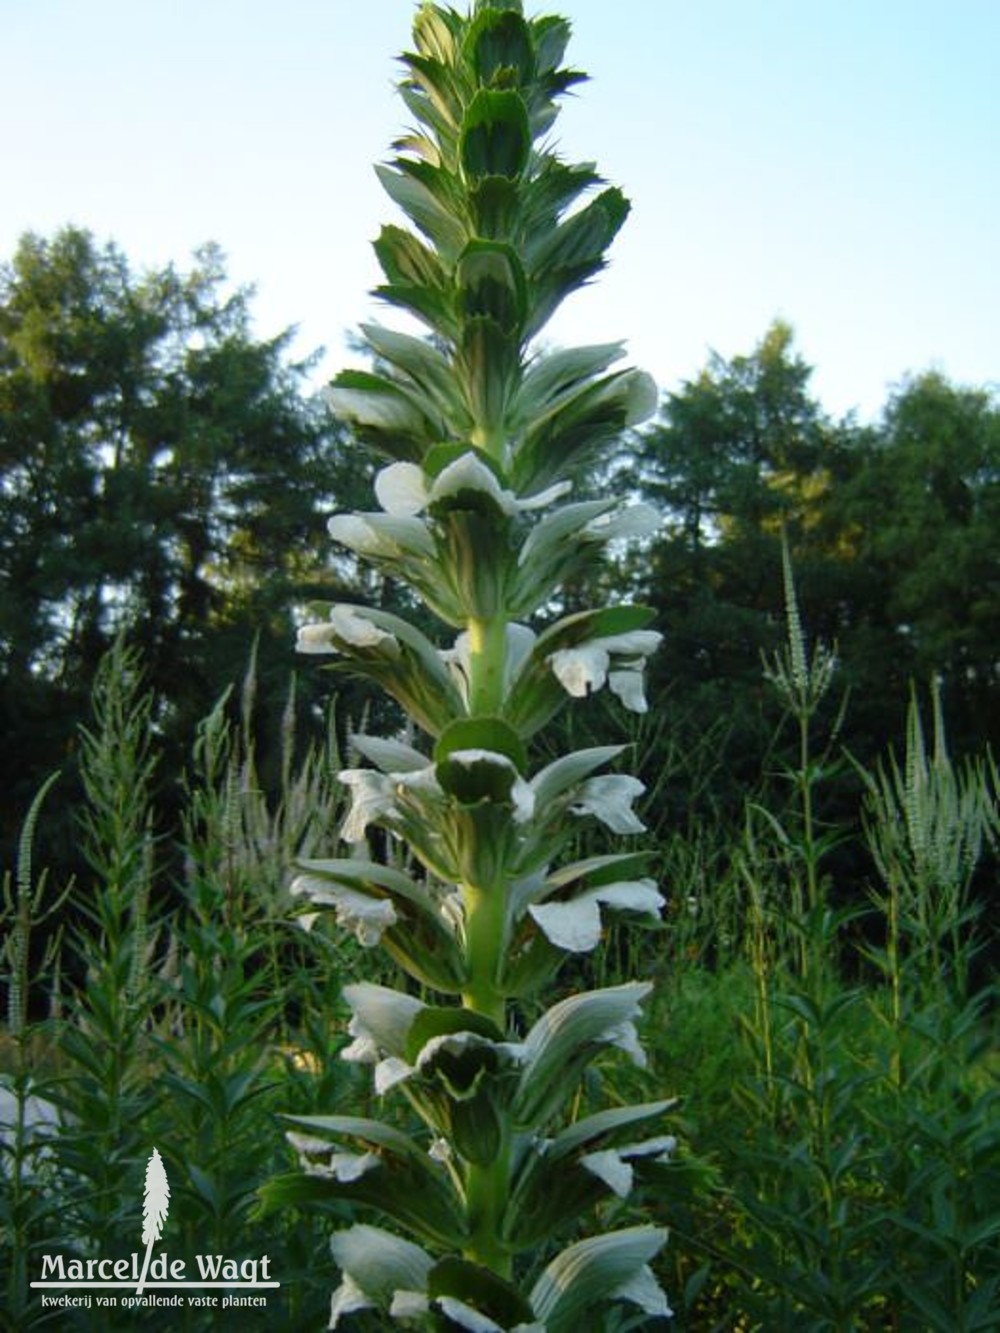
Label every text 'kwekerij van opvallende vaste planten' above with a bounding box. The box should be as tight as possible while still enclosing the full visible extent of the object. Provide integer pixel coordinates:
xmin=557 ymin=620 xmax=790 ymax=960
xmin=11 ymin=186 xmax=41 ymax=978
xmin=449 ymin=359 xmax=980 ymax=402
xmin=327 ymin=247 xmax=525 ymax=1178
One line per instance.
xmin=262 ymin=1 xmax=677 ymax=1327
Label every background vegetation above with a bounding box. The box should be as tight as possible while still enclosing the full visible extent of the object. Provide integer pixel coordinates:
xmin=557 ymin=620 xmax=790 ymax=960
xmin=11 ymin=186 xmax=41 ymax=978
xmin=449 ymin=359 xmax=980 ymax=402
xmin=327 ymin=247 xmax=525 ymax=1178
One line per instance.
xmin=2 ymin=227 xmax=999 ymax=1329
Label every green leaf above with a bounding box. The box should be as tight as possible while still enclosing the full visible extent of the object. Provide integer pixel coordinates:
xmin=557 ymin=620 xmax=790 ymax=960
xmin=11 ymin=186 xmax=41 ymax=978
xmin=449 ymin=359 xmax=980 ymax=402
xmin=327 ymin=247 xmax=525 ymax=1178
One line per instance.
xmin=460 ymin=89 xmax=531 ymax=182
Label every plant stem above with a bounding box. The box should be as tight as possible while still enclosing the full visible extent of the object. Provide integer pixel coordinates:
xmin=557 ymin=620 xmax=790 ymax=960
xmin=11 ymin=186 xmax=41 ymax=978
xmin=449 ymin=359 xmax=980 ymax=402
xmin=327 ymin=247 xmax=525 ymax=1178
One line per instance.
xmin=461 ymin=881 xmax=507 ymax=1028
xmin=467 ymin=615 xmax=507 ymax=716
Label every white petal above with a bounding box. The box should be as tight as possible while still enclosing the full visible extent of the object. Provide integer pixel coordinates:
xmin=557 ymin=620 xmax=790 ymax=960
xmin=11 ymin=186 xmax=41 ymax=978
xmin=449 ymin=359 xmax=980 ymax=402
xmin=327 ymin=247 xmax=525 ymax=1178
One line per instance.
xmin=297 ymin=623 xmax=339 ymax=654
xmin=595 ymin=629 xmax=663 ymax=658
xmin=585 ymin=502 xmax=661 ymax=542
xmin=342 ymin=982 xmax=424 ymax=1058
xmin=527 ymin=880 xmax=663 ymax=953
xmin=375 ymin=461 xmax=429 ymax=516
xmin=329 ymin=1274 xmax=372 ymax=1327
xmin=430 ymin=453 xmax=513 ymax=513
xmin=329 ymin=604 xmax=396 ymax=648
xmin=613 ymin=1265 xmax=674 ymax=1319
xmin=327 ymin=512 xmax=433 ymax=558
xmin=548 ymin=644 xmax=610 ymax=697
xmin=290 ymin=876 xmax=397 ymax=946
xmin=337 ymin=769 xmax=395 ymax=843
xmin=435 ymin=1297 xmax=505 ymax=1332
xmin=581 ymin=1148 xmax=634 ymax=1198
xmin=390 ymin=1290 xmax=430 ymax=1318
xmin=624 ymin=370 xmax=659 ymax=426
xmin=529 ymin=898 xmax=603 ymax=952
xmin=374 ymin=1056 xmax=415 ymax=1095
xmin=570 ymin=775 xmax=647 ymax=834
xmin=608 ymin=667 xmax=648 ymax=713
xmin=517 ymin=478 xmax=574 ymax=509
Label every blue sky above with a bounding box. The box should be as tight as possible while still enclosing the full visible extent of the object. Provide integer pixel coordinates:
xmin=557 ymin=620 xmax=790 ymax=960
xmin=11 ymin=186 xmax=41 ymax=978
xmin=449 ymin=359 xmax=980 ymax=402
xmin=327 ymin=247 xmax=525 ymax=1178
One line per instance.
xmin=2 ymin=0 xmax=997 ymax=420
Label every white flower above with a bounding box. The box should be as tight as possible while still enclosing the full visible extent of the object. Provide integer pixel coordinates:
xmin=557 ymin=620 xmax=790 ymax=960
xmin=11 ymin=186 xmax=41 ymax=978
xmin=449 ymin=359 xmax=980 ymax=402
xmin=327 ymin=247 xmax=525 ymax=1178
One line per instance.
xmin=297 ymin=605 xmax=397 ymax=655
xmin=528 ymin=879 xmax=663 ymax=953
xmin=337 ymin=764 xmax=442 ymax=843
xmin=289 ymin=875 xmax=397 ymax=947
xmin=327 ymin=512 xmax=434 ymax=559
xmin=547 ymin=629 xmax=662 ymax=712
xmin=583 ymin=502 xmax=661 ymax=542
xmin=338 ymin=769 xmax=397 ymax=843
xmin=608 ymin=667 xmax=648 ymax=712
xmin=445 ymin=749 xmax=535 ymax=823
xmin=375 ymin=453 xmax=570 ymax=518
xmin=570 ymin=774 xmax=647 ymax=834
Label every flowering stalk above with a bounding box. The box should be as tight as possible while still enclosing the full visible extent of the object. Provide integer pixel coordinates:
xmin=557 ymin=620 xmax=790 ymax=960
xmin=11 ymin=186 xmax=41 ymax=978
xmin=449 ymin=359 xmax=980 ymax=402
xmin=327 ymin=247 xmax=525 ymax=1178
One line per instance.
xmin=266 ymin=4 xmax=673 ymax=1327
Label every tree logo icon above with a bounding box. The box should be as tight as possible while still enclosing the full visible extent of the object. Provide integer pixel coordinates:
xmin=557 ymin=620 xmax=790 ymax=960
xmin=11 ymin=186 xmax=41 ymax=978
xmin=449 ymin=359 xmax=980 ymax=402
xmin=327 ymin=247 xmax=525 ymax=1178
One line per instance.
xmin=136 ymin=1148 xmax=169 ymax=1295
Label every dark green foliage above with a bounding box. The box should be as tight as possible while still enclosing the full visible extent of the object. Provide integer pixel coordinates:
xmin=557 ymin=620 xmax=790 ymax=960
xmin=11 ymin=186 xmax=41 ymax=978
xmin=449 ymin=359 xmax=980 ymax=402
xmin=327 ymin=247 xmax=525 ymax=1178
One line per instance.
xmin=0 ymin=226 xmax=367 ymax=888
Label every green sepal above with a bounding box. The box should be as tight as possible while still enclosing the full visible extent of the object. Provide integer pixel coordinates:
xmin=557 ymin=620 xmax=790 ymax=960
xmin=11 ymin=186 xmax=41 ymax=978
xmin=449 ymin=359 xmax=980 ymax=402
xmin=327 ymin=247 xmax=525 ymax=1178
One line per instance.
xmin=432 ymin=503 xmax=514 ymax=618
xmin=424 ymin=440 xmax=506 ymax=483
xmin=413 ymin=4 xmax=461 ymax=65
xmin=327 ymin=368 xmax=433 ymax=461
xmin=406 ymin=1006 xmax=506 ymax=1063
xmin=498 ymin=928 xmax=564 ymax=998
xmin=458 ymin=315 xmax=520 ymax=434
xmin=457 ymin=239 xmax=528 ymax=334
xmin=316 ymin=607 xmax=464 ymax=738
xmin=466 ymin=8 xmax=535 ymax=89
xmin=435 ymin=715 xmax=527 ymax=773
xmin=403 ymin=51 xmax=464 ymax=135
xmin=511 ymin=342 xmax=624 ymax=427
xmin=460 ymin=88 xmax=531 ymax=182
xmin=529 ymin=1226 xmax=671 ymax=1331
xmin=428 ymin=1257 xmax=536 ymax=1327
xmin=512 ymin=983 xmax=651 ymax=1129
xmin=468 ymin=174 xmax=520 ymax=239
xmin=510 ymin=367 xmax=652 ymax=492
xmin=373 ymin=223 xmax=449 ymax=295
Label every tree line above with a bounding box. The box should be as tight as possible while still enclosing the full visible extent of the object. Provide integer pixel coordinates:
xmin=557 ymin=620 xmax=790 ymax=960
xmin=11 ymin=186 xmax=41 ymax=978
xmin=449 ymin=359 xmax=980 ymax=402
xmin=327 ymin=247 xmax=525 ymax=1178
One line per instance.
xmin=2 ymin=228 xmax=998 ymax=891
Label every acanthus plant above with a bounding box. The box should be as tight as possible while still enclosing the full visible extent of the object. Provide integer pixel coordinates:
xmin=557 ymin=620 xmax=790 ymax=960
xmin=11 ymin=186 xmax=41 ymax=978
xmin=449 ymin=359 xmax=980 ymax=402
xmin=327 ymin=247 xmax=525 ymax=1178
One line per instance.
xmin=265 ymin=3 xmax=675 ymax=1328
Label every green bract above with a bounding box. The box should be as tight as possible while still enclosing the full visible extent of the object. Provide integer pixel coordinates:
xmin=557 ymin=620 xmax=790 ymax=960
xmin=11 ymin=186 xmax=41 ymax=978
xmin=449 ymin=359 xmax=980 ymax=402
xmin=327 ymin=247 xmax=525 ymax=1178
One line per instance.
xmin=272 ymin=3 xmax=673 ymax=1326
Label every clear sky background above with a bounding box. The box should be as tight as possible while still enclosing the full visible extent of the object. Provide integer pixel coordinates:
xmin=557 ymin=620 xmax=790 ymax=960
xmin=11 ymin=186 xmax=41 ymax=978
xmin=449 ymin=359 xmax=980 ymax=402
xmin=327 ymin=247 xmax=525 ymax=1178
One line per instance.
xmin=2 ymin=0 xmax=996 ymax=421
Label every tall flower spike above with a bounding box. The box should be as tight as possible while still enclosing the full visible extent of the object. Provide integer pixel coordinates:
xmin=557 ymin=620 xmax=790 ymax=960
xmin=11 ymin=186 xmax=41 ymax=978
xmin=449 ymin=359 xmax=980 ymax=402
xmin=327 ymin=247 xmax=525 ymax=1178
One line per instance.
xmin=265 ymin=5 xmax=673 ymax=1327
